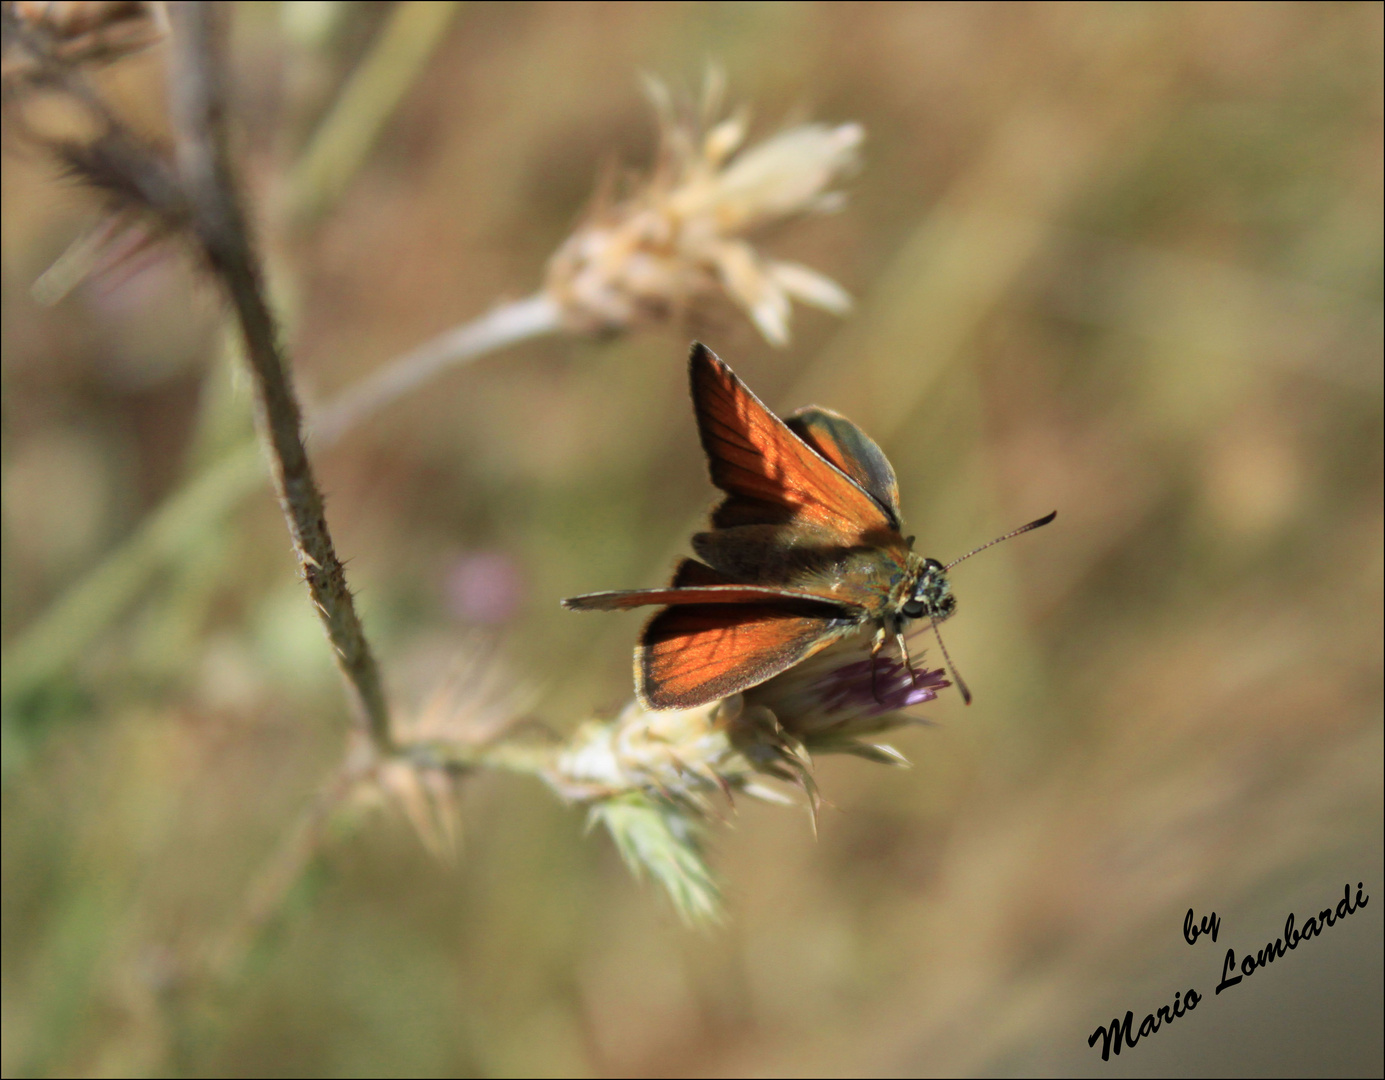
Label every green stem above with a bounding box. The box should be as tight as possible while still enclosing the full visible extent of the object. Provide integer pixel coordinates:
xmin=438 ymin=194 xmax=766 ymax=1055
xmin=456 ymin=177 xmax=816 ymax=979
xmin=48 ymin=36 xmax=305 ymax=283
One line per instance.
xmin=284 ymin=0 xmax=463 ymax=228
xmin=411 ymin=737 xmax=559 ymax=778
xmin=1 ymin=443 xmax=264 ymax=706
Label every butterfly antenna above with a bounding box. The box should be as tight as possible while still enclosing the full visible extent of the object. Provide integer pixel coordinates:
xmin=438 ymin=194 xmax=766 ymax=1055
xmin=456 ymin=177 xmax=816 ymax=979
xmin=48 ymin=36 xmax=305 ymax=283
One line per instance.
xmin=944 ymin=510 xmax=1057 ymax=571
xmin=931 ymin=620 xmax=972 ymax=705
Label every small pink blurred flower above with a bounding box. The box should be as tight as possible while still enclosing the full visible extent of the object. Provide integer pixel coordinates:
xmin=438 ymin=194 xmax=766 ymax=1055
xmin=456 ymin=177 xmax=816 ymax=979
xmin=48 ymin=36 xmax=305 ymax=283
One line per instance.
xmin=443 ymin=550 xmax=524 ymax=625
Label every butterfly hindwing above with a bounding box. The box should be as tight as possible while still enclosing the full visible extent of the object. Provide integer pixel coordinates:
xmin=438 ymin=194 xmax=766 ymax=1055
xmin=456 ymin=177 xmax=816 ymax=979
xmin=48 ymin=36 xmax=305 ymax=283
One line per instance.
xmin=638 ymin=600 xmax=858 ymax=709
xmin=787 ymin=406 xmax=901 ymax=529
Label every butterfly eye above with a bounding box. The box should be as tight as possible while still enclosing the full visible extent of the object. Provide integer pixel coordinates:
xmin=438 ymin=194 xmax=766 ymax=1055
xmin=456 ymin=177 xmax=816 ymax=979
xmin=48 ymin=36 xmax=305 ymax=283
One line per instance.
xmin=901 ymin=599 xmax=926 ymax=620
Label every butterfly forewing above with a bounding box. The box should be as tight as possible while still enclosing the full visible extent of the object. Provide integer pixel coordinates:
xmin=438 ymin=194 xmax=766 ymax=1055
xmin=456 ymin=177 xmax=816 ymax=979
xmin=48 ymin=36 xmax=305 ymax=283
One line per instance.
xmin=562 ymin=584 xmax=865 ymax=612
xmin=639 ymin=600 xmax=856 ymax=709
xmin=690 ymin=344 xmax=901 ymax=547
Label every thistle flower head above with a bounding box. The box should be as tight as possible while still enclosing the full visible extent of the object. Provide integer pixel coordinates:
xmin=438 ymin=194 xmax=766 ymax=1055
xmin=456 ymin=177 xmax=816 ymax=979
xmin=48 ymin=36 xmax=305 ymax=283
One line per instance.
xmin=547 ymin=694 xmax=801 ymax=923
xmin=550 ymin=696 xmax=768 ymax=810
xmin=746 ymin=630 xmax=949 ymax=765
xmin=544 ymin=76 xmax=862 ymax=346
xmin=548 ymin=628 xmax=950 ymax=921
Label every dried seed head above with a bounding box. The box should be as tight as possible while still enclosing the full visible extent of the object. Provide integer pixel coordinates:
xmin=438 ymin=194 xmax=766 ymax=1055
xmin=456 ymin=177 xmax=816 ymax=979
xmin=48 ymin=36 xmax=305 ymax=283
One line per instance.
xmin=544 ymin=77 xmax=862 ymax=346
xmin=381 ymin=643 xmax=537 ymax=862
xmin=5 ymin=0 xmax=184 ymax=303
xmin=549 ymin=626 xmax=949 ymax=919
xmin=2 ymin=1 xmax=165 ymax=83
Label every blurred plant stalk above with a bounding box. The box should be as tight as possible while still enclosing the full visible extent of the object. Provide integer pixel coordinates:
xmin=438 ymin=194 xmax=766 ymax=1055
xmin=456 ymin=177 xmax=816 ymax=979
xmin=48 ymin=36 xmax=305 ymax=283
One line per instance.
xmin=1 ymin=0 xmax=469 ymax=711
xmin=282 ymin=0 xmax=462 ymax=229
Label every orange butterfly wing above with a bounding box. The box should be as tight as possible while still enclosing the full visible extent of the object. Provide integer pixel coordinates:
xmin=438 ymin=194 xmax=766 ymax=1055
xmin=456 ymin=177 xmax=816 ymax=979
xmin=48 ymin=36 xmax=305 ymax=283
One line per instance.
xmin=565 ymin=348 xmax=919 ymax=710
xmin=690 ymin=343 xmax=901 ymax=547
xmin=638 ymin=599 xmax=856 ymax=709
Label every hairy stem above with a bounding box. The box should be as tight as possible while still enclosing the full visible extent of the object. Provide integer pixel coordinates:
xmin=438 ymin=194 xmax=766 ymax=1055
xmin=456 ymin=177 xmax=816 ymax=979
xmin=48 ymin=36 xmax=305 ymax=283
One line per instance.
xmin=166 ymin=2 xmax=390 ymax=748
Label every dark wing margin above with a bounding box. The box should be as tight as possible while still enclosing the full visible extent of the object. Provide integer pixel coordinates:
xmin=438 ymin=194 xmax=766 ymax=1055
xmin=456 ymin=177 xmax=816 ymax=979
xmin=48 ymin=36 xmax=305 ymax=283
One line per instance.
xmin=689 ymin=343 xmax=899 ymax=542
xmin=786 ymin=406 xmax=901 ymax=529
xmin=669 ymin=558 xmax=738 ymax=587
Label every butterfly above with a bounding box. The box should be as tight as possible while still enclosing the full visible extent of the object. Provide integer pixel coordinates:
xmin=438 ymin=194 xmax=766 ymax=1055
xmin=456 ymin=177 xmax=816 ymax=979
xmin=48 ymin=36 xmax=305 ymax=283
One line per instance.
xmin=562 ymin=343 xmax=1055 ymax=711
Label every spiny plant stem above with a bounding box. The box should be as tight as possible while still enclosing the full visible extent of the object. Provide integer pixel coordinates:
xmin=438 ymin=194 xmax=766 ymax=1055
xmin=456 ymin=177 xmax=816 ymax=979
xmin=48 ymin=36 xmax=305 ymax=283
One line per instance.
xmin=166 ymin=2 xmax=391 ymax=750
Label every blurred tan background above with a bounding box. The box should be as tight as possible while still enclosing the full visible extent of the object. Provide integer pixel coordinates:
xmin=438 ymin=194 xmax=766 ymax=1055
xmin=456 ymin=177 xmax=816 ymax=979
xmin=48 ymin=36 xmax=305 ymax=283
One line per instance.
xmin=2 ymin=2 xmax=1381 ymax=1076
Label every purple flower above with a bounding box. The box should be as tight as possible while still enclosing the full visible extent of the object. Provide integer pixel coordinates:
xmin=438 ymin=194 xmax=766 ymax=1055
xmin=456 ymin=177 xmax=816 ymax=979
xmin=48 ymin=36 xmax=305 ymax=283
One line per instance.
xmin=807 ymin=653 xmax=949 ymax=716
xmin=743 ymin=629 xmax=950 ymax=762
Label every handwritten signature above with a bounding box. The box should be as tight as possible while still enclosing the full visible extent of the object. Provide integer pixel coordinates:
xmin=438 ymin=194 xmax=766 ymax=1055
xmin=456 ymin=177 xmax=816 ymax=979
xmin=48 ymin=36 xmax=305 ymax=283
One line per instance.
xmin=1088 ymin=882 xmax=1369 ymax=1061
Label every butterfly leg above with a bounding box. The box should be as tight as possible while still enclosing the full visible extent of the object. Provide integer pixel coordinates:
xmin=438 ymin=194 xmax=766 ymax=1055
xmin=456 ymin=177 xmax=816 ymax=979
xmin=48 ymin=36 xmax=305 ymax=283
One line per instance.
xmin=891 ymin=614 xmax=919 ymax=687
xmin=869 ymin=623 xmax=888 ymax=704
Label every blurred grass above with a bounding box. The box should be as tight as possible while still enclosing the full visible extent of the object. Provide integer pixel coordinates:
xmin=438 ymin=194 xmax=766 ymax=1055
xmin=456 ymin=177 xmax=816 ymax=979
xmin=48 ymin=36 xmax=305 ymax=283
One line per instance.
xmin=2 ymin=2 xmax=1381 ymax=1077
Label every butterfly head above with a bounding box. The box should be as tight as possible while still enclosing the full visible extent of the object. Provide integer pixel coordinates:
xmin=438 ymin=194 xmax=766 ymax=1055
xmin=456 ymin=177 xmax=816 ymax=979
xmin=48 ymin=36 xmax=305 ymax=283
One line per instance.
xmin=900 ymin=557 xmax=956 ymax=625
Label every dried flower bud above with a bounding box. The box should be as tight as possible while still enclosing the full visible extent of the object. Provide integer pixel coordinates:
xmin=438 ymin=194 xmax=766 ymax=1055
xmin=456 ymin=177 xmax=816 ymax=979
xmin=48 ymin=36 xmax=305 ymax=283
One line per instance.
xmin=380 ymin=645 xmax=538 ymax=861
xmin=2 ymin=0 xmax=165 ymax=81
xmin=544 ymin=79 xmax=862 ymax=346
